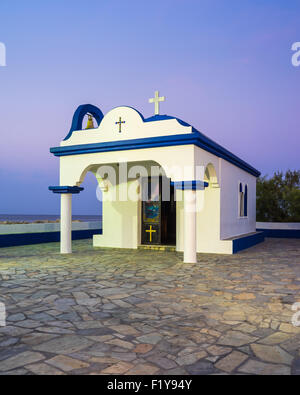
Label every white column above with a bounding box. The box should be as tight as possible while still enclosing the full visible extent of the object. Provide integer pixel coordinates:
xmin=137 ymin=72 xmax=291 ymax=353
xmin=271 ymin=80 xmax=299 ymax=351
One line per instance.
xmin=184 ymin=189 xmax=197 ymax=263
xmin=60 ymin=194 xmax=72 ymax=254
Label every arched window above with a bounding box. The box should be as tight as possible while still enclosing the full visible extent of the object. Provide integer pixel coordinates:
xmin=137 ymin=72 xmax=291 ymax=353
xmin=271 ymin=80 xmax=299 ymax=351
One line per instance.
xmin=244 ymin=185 xmax=248 ymax=217
xmin=239 ymin=183 xmax=244 ymax=217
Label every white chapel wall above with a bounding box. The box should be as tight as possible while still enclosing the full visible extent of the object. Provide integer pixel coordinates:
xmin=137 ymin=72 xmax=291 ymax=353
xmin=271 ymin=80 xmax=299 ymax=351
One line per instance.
xmin=176 ymin=144 xmax=233 ymax=254
xmin=176 ymin=188 xmax=233 ymax=254
xmin=59 ymin=145 xmax=197 ymax=186
xmin=220 ymin=159 xmax=256 ymax=240
xmin=93 ymin=178 xmax=140 ymax=249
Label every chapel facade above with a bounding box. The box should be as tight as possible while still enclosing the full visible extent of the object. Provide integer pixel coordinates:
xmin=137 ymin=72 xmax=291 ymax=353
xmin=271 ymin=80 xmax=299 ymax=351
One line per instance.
xmin=49 ymin=93 xmax=263 ymax=263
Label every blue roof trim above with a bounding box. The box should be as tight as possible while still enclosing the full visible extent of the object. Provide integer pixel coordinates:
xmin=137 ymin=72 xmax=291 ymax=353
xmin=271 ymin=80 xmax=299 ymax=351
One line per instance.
xmin=144 ymin=114 xmax=191 ymax=127
xmin=63 ymin=104 xmax=104 ymax=141
xmin=50 ymin=132 xmax=260 ymax=177
xmin=171 ymin=181 xmax=209 ymax=190
xmin=192 ymin=129 xmax=261 ymax=177
xmin=49 ymin=186 xmax=84 ymax=194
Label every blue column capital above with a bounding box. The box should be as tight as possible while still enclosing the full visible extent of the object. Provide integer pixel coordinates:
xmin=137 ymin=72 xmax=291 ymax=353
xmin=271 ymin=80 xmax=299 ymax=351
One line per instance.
xmin=49 ymin=186 xmax=84 ymax=194
xmin=171 ymin=180 xmax=208 ymax=190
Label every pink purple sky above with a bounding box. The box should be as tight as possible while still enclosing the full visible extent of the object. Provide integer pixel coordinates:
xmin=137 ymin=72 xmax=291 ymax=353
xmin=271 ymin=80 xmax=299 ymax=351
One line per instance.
xmin=0 ymin=0 xmax=299 ymax=215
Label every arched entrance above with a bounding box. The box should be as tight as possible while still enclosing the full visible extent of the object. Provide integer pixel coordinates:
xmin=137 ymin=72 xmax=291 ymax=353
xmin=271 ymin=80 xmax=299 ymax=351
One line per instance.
xmin=77 ymin=160 xmax=177 ymax=249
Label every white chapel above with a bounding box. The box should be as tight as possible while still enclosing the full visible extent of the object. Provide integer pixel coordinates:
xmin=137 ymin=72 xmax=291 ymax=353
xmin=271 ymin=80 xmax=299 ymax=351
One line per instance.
xmin=49 ymin=92 xmax=263 ymax=263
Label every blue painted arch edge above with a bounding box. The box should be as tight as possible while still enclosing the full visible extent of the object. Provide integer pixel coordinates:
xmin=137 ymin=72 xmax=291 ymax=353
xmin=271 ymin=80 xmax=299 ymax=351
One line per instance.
xmin=49 ymin=186 xmax=84 ymax=194
xmin=64 ymin=104 xmax=104 ymax=141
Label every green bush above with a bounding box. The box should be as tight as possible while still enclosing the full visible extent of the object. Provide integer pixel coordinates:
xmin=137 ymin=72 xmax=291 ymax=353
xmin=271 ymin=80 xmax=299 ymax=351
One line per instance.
xmin=256 ymin=170 xmax=300 ymax=222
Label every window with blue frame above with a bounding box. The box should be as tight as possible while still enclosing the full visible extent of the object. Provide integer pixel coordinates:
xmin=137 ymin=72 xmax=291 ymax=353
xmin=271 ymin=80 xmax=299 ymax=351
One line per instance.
xmin=244 ymin=185 xmax=248 ymax=217
xmin=239 ymin=183 xmax=244 ymax=217
xmin=239 ymin=183 xmax=248 ymax=217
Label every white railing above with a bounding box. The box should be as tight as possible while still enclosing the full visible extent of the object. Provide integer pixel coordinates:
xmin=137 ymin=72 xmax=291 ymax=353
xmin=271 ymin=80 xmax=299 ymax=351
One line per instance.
xmin=256 ymin=222 xmax=300 ymax=230
xmin=0 ymin=221 xmax=102 ymax=235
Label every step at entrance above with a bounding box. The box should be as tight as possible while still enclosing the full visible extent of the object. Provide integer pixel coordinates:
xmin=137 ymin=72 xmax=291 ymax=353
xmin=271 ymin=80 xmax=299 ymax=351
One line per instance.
xmin=138 ymin=245 xmax=176 ymax=252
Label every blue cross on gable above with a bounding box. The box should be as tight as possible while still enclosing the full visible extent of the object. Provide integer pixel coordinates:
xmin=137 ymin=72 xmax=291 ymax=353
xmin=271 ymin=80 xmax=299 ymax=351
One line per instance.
xmin=115 ymin=117 xmax=125 ymax=133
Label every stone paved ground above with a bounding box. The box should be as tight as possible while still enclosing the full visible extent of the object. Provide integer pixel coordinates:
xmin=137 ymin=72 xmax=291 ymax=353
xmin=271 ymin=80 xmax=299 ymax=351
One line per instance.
xmin=0 ymin=238 xmax=299 ymax=375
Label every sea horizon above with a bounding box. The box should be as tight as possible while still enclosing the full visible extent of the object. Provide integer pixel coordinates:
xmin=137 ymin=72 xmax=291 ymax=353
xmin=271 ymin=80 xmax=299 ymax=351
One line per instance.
xmin=0 ymin=214 xmax=102 ymax=223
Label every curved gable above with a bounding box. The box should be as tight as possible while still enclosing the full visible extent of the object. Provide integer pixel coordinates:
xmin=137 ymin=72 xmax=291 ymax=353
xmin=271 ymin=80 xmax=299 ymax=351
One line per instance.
xmin=51 ymin=104 xmax=260 ymax=177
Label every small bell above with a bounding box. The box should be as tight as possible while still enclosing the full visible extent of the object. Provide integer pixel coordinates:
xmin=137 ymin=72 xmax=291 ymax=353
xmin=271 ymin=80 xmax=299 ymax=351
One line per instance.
xmin=85 ymin=114 xmax=95 ymax=129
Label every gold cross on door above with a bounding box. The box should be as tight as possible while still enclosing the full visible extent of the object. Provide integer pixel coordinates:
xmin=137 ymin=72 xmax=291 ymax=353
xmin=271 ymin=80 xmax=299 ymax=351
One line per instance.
xmin=145 ymin=225 xmax=156 ymax=243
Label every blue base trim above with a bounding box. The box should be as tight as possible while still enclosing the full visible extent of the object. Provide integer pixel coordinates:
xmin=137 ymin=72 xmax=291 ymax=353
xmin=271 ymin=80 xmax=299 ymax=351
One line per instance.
xmin=50 ymin=132 xmax=260 ymax=177
xmin=232 ymin=232 xmax=265 ymax=253
xmin=0 ymin=229 xmax=102 ymax=248
xmin=172 ymin=180 xmax=209 ymax=190
xmin=49 ymin=186 xmax=84 ymax=194
xmin=257 ymin=229 xmax=300 ymax=238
